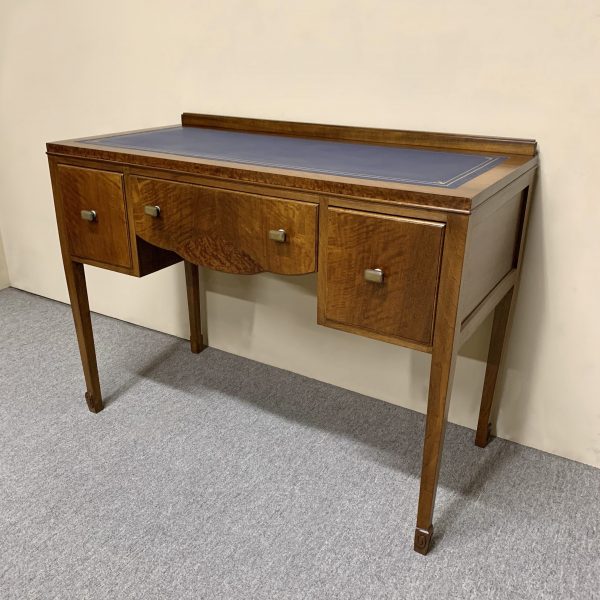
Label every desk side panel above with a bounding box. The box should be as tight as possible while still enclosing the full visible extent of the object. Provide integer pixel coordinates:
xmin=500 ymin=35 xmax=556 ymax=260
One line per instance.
xmin=459 ymin=170 xmax=535 ymax=323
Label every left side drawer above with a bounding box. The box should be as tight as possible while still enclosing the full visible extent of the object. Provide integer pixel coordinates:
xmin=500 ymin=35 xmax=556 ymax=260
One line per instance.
xmin=57 ymin=165 xmax=132 ymax=269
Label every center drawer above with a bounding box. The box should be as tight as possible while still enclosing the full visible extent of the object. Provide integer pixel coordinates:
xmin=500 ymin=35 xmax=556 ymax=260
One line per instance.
xmin=129 ymin=177 xmax=318 ymax=275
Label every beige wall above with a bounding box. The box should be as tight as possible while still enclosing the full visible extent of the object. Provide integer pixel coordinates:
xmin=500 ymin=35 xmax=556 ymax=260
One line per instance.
xmin=1 ymin=1 xmax=599 ymax=467
xmin=0 ymin=228 xmax=9 ymax=290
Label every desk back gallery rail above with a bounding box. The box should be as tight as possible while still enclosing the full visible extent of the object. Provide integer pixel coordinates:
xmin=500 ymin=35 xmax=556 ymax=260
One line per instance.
xmin=46 ymin=113 xmax=537 ymax=554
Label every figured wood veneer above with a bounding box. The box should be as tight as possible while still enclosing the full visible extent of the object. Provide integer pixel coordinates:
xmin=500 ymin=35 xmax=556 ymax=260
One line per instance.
xmin=57 ymin=165 xmax=131 ymax=268
xmin=130 ymin=176 xmax=318 ymax=275
xmin=321 ymin=208 xmax=444 ymax=346
xmin=46 ymin=113 xmax=538 ymax=556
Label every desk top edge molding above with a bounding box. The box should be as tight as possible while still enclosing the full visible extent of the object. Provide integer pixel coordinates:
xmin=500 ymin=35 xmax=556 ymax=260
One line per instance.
xmin=47 ymin=113 xmax=538 ymax=214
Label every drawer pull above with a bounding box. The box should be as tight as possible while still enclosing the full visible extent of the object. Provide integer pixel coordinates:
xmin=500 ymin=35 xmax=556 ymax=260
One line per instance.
xmin=144 ymin=205 xmax=161 ymax=218
xmin=80 ymin=210 xmax=97 ymax=222
xmin=364 ymin=268 xmax=384 ymax=284
xmin=268 ymin=229 xmax=287 ymax=243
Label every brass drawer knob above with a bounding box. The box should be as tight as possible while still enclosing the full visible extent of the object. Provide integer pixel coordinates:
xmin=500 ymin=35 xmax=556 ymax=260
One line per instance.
xmin=80 ymin=210 xmax=97 ymax=222
xmin=364 ymin=268 xmax=384 ymax=283
xmin=144 ymin=205 xmax=161 ymax=218
xmin=268 ymin=229 xmax=287 ymax=243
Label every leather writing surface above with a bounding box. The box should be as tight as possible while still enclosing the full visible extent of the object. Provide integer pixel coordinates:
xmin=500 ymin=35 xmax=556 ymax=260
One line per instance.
xmin=84 ymin=126 xmax=505 ymax=189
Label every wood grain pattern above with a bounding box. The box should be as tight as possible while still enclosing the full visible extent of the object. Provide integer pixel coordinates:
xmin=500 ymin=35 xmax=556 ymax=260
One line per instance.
xmin=181 ymin=113 xmax=537 ymax=156
xmin=184 ymin=261 xmax=205 ymax=354
xmin=327 ymin=195 xmax=449 ymax=223
xmin=474 ymin=179 xmax=535 ymax=446
xmin=57 ymin=165 xmax=131 ymax=269
xmin=318 ymin=318 xmax=434 ymax=353
xmin=321 ymin=208 xmax=445 ymax=346
xmin=46 ymin=114 xmax=538 ymax=556
xmin=49 ymin=159 xmax=106 ymax=412
xmin=63 ymin=261 xmax=104 ymax=413
xmin=47 ymin=115 xmax=538 ymax=214
xmin=459 ymin=269 xmax=517 ymax=345
xmin=475 ymin=288 xmax=513 ymax=447
xmin=130 ymin=176 xmax=318 ymax=275
xmin=414 ymin=212 xmax=469 ymax=554
xmin=134 ymin=236 xmax=181 ymax=276
xmin=459 ymin=190 xmax=523 ymax=319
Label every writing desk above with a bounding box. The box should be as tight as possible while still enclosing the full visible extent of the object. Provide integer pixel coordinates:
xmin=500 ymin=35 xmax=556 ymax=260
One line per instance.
xmin=47 ymin=114 xmax=537 ymax=554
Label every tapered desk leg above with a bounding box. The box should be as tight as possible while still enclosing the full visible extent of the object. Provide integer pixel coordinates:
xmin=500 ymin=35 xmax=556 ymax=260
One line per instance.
xmin=414 ymin=213 xmax=468 ymax=555
xmin=475 ymin=288 xmax=514 ymax=447
xmin=64 ymin=260 xmax=103 ymax=413
xmin=414 ymin=341 xmax=458 ymax=554
xmin=184 ymin=261 xmax=205 ymax=354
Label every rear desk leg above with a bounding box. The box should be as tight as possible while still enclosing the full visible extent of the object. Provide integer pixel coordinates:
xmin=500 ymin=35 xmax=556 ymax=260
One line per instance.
xmin=414 ymin=214 xmax=468 ymax=555
xmin=184 ymin=261 xmax=205 ymax=354
xmin=475 ymin=181 xmax=534 ymax=448
xmin=475 ymin=288 xmax=514 ymax=447
xmin=64 ymin=260 xmax=103 ymax=413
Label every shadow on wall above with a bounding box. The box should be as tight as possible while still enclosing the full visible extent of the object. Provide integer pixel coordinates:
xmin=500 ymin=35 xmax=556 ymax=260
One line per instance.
xmin=201 ymin=268 xmax=317 ymax=338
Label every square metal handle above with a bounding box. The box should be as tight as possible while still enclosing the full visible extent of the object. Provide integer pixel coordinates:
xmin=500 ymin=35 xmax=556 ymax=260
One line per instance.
xmin=268 ymin=229 xmax=287 ymax=243
xmin=144 ymin=205 xmax=161 ymax=218
xmin=364 ymin=268 xmax=384 ymax=283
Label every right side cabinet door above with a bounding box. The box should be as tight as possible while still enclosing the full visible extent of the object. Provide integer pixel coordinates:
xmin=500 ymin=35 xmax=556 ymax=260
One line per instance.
xmin=321 ymin=207 xmax=445 ymax=347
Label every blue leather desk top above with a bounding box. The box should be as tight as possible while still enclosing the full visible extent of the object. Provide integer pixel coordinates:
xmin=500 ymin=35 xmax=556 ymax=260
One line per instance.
xmin=84 ymin=126 xmax=506 ymax=189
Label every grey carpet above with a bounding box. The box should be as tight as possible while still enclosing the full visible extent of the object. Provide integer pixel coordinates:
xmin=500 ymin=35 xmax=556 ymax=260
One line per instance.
xmin=0 ymin=287 xmax=598 ymax=600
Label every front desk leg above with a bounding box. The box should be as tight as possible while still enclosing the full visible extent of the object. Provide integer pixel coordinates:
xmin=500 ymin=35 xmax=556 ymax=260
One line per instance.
xmin=64 ymin=260 xmax=103 ymax=413
xmin=414 ymin=213 xmax=467 ymax=554
xmin=184 ymin=261 xmax=205 ymax=354
xmin=414 ymin=339 xmax=458 ymax=554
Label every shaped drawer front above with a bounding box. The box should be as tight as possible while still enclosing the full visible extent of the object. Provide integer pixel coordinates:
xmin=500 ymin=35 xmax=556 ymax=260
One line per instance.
xmin=130 ymin=177 xmax=317 ymax=275
xmin=322 ymin=208 xmax=445 ymax=346
xmin=58 ymin=165 xmax=131 ymax=268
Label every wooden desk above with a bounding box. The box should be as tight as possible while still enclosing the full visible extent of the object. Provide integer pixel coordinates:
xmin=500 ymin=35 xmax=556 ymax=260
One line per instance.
xmin=47 ymin=114 xmax=537 ymax=554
